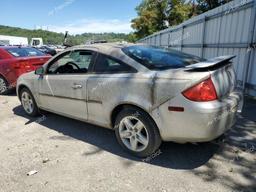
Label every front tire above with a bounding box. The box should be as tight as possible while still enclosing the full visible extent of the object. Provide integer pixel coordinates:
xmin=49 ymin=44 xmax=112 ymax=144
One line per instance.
xmin=20 ymin=88 xmax=39 ymax=117
xmin=114 ymin=107 xmax=162 ymax=157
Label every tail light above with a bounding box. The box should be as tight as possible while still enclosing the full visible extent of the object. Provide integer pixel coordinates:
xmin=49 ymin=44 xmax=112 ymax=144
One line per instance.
xmin=13 ymin=62 xmax=21 ymax=69
xmin=13 ymin=60 xmax=29 ymax=69
xmin=182 ymin=77 xmax=218 ymax=102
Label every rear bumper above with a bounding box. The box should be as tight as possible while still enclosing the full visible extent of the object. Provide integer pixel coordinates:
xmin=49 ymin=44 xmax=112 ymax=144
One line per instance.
xmin=151 ymin=89 xmax=243 ymax=143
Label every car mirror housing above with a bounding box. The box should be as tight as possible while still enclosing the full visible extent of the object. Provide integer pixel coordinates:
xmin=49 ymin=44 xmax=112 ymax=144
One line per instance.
xmin=35 ymin=67 xmax=44 ymax=75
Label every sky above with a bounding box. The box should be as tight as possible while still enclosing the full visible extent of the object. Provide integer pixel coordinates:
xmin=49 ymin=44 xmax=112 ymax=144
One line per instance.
xmin=0 ymin=0 xmax=141 ymax=34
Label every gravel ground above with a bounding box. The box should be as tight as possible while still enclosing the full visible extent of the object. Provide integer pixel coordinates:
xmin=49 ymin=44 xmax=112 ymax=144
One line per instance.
xmin=0 ymin=93 xmax=255 ymax=192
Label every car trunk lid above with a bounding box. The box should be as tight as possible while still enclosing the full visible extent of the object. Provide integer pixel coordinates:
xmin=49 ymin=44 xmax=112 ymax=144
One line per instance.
xmin=184 ymin=55 xmax=236 ymax=99
xmin=152 ymin=55 xmax=236 ymax=107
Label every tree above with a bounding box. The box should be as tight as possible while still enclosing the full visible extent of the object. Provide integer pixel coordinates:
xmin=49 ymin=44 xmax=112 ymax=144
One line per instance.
xmin=166 ymin=0 xmax=193 ymax=26
xmin=131 ymin=0 xmax=232 ymax=41
xmin=190 ymin=0 xmax=232 ymax=14
xmin=0 ymin=25 xmax=130 ymax=45
xmin=127 ymin=33 xmax=137 ymax=43
xmin=131 ymin=0 xmax=168 ymax=40
xmin=131 ymin=0 xmax=193 ymax=40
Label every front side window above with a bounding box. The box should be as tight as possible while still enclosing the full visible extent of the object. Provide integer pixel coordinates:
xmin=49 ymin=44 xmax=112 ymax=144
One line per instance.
xmin=47 ymin=50 xmax=93 ymax=74
xmin=122 ymin=45 xmax=205 ymax=70
xmin=93 ymin=54 xmax=136 ymax=73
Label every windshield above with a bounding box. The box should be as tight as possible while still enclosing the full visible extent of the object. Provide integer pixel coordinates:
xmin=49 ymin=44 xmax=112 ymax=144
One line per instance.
xmin=122 ymin=45 xmax=205 ymax=70
xmin=6 ymin=47 xmax=46 ymax=57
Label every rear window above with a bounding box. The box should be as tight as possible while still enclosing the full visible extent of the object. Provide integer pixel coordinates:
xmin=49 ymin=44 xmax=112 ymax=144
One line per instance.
xmin=6 ymin=47 xmax=46 ymax=57
xmin=122 ymin=45 xmax=205 ymax=70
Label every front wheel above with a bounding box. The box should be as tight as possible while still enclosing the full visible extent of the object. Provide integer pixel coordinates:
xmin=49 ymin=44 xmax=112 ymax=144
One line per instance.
xmin=114 ymin=107 xmax=162 ymax=157
xmin=20 ymin=88 xmax=39 ymax=117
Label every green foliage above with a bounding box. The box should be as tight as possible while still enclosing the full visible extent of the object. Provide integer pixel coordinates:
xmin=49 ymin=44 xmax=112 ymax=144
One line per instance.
xmin=131 ymin=0 xmax=169 ymax=40
xmin=190 ymin=0 xmax=232 ymax=15
xmin=167 ymin=0 xmax=192 ymax=26
xmin=0 ymin=25 xmax=130 ymax=45
xmin=127 ymin=33 xmax=138 ymax=43
xmin=131 ymin=0 xmax=232 ymax=41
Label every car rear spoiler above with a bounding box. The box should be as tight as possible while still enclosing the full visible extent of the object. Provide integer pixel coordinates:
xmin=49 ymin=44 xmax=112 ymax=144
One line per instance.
xmin=184 ymin=55 xmax=236 ymax=71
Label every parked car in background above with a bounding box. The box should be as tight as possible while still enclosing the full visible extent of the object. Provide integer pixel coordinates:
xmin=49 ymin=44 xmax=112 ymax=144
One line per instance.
xmin=0 ymin=46 xmax=51 ymax=94
xmin=36 ymin=45 xmax=57 ymax=56
xmin=55 ymin=45 xmax=66 ymax=53
xmin=16 ymin=43 xmax=243 ymax=157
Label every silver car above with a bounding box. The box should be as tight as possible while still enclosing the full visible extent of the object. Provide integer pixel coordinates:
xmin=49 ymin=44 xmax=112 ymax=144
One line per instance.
xmin=17 ymin=43 xmax=243 ymax=157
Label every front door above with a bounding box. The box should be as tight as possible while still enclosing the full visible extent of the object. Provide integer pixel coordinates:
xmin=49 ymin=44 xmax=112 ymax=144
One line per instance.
xmin=38 ymin=50 xmax=95 ymax=121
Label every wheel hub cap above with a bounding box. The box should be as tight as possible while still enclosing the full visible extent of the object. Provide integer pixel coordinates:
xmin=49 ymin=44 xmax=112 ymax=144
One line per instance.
xmin=21 ymin=92 xmax=34 ymax=114
xmin=119 ymin=116 xmax=149 ymax=152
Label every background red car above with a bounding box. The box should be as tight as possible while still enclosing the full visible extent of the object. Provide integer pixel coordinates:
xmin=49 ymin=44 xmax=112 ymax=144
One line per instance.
xmin=0 ymin=46 xmax=51 ymax=94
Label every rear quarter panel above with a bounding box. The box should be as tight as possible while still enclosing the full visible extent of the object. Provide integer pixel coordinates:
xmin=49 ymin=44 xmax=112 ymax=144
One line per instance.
xmin=86 ymin=69 xmax=210 ymax=130
xmin=0 ymin=49 xmax=11 ymax=80
xmin=0 ymin=53 xmax=18 ymax=86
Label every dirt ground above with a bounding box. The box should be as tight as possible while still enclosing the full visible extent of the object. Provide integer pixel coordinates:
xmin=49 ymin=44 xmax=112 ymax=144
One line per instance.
xmin=0 ymin=93 xmax=255 ymax=192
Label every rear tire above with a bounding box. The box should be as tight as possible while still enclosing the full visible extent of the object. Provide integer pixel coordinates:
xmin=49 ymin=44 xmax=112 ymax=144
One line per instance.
xmin=0 ymin=76 xmax=9 ymax=95
xmin=20 ymin=88 xmax=39 ymax=117
xmin=114 ymin=107 xmax=162 ymax=157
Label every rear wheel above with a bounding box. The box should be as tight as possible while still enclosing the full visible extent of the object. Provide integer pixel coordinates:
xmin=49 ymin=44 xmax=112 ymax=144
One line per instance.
xmin=114 ymin=107 xmax=162 ymax=157
xmin=20 ymin=88 xmax=39 ymax=117
xmin=0 ymin=76 xmax=9 ymax=95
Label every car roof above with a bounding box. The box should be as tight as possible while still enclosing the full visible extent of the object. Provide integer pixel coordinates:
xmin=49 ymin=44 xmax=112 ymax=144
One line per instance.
xmin=70 ymin=43 xmax=142 ymax=55
xmin=0 ymin=46 xmax=32 ymax=49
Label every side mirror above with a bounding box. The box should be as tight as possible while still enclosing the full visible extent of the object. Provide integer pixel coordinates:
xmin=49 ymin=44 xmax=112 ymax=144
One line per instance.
xmin=35 ymin=67 xmax=44 ymax=75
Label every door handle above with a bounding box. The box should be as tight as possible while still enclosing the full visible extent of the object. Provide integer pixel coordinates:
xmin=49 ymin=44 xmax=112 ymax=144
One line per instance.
xmin=71 ymin=84 xmax=82 ymax=89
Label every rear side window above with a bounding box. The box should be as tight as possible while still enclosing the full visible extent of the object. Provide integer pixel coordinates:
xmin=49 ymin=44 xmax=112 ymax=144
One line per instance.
xmin=6 ymin=47 xmax=46 ymax=57
xmin=122 ymin=45 xmax=205 ymax=70
xmin=93 ymin=54 xmax=136 ymax=73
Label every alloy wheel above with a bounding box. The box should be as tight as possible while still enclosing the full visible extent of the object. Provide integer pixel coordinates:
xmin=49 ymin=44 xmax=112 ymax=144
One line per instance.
xmin=119 ymin=116 xmax=149 ymax=152
xmin=21 ymin=91 xmax=34 ymax=114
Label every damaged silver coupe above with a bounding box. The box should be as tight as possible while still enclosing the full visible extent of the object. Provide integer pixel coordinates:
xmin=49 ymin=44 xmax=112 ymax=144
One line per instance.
xmin=17 ymin=43 xmax=243 ymax=157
